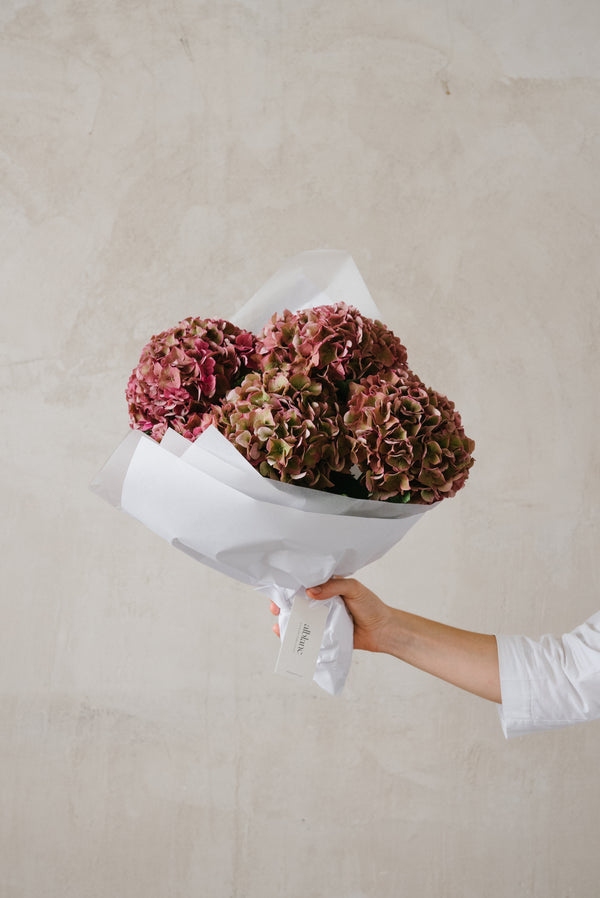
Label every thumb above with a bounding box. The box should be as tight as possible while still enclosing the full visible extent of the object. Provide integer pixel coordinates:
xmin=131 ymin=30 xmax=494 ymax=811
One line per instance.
xmin=306 ymin=577 xmax=361 ymax=601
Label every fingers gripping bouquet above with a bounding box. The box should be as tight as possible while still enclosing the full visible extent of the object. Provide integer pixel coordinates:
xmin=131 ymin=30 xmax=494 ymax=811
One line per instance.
xmin=92 ymin=252 xmax=475 ymax=694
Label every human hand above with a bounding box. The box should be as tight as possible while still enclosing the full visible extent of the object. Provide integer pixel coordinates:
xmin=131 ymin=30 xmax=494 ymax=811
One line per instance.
xmin=270 ymin=577 xmax=392 ymax=653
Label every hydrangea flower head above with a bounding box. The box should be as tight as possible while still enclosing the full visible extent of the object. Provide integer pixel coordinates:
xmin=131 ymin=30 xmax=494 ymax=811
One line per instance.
xmin=345 ymin=372 xmax=475 ymax=503
xmin=258 ymin=303 xmax=409 ymax=384
xmin=207 ymin=369 xmax=356 ymax=489
xmin=126 ymin=317 xmax=258 ymax=442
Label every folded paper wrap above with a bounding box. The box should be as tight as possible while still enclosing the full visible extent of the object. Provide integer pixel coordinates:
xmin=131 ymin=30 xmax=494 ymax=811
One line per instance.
xmin=91 ymin=251 xmax=433 ymax=694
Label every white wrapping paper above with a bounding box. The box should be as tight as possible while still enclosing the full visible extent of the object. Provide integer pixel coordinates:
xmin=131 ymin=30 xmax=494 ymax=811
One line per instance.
xmin=91 ymin=251 xmax=434 ymax=694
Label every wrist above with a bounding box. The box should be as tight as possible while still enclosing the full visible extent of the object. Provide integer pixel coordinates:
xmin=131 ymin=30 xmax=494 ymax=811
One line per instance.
xmin=373 ymin=606 xmax=412 ymax=657
xmin=370 ymin=604 xmax=402 ymax=655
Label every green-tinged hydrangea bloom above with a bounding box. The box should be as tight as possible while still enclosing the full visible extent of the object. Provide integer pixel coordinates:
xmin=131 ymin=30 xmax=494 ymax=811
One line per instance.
xmin=207 ymin=370 xmax=357 ymax=489
xmin=344 ymin=373 xmax=475 ymax=504
xmin=126 ymin=318 xmax=258 ymax=442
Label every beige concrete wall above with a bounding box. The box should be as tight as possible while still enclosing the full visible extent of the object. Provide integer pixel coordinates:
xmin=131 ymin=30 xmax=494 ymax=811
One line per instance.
xmin=2 ymin=1 xmax=599 ymax=895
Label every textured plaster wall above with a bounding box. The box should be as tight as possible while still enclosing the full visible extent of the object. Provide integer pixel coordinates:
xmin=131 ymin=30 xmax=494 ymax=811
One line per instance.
xmin=2 ymin=2 xmax=600 ymax=896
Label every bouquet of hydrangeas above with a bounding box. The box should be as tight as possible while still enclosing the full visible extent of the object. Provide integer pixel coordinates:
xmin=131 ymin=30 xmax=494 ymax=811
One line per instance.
xmin=93 ymin=251 xmax=474 ymax=694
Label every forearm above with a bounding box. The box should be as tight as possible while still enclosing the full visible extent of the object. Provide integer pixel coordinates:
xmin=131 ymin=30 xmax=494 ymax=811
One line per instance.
xmin=378 ymin=608 xmax=501 ymax=703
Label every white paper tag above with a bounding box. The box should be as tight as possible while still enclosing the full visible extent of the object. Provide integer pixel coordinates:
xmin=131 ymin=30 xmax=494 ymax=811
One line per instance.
xmin=275 ymin=593 xmax=330 ymax=682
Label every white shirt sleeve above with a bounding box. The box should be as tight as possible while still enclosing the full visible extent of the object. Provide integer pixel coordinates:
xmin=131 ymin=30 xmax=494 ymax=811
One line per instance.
xmin=496 ymin=611 xmax=600 ymax=738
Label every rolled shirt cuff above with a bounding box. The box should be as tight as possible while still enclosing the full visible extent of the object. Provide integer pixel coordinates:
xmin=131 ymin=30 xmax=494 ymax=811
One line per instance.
xmin=496 ymin=634 xmax=542 ymax=738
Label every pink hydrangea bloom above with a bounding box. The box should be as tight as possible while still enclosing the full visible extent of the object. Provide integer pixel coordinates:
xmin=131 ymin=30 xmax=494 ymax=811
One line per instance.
xmin=126 ymin=317 xmax=258 ymax=442
xmin=258 ymin=303 xmax=409 ymax=384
